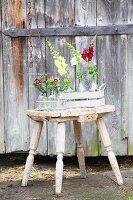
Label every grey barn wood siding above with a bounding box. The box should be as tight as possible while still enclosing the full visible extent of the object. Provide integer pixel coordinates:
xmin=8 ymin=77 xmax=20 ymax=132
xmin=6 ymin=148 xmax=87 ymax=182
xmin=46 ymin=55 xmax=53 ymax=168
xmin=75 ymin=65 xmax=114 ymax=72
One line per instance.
xmin=0 ymin=0 xmax=133 ymax=156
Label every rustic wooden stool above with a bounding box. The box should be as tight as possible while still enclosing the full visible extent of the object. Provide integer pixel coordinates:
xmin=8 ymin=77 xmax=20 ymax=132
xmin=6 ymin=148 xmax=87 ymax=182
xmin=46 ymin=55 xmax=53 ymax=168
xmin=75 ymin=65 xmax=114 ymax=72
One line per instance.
xmin=21 ymin=105 xmax=123 ymax=194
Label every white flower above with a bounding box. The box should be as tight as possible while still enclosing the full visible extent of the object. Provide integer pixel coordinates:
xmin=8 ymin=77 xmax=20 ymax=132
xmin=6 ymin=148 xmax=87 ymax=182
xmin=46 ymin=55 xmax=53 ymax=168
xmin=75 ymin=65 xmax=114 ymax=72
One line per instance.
xmin=70 ymin=56 xmax=82 ymax=66
xmin=70 ymin=57 xmax=78 ymax=66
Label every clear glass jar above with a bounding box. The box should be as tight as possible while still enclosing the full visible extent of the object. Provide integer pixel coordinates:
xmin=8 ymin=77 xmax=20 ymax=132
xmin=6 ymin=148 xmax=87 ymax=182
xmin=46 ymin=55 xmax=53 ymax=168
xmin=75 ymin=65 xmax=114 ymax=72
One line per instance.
xmin=36 ymin=94 xmax=48 ymax=110
xmin=36 ymin=92 xmax=66 ymax=110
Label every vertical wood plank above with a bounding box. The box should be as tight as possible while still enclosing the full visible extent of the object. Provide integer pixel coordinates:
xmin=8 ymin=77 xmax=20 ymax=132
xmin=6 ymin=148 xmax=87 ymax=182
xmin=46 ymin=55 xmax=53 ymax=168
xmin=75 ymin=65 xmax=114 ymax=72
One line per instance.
xmin=127 ymin=36 xmax=133 ymax=154
xmin=28 ymin=0 xmax=47 ymax=155
xmin=128 ymin=0 xmax=133 ymax=24
xmin=97 ymin=0 xmax=131 ymax=26
xmin=126 ymin=0 xmax=133 ymax=155
xmin=97 ymin=0 xmax=129 ymax=155
xmin=75 ymin=0 xmax=99 ymax=156
xmin=45 ymin=0 xmax=75 ymax=156
xmin=2 ymin=0 xmax=29 ymax=152
xmin=0 ymin=0 xmax=5 ymax=153
xmin=127 ymin=35 xmax=133 ymax=155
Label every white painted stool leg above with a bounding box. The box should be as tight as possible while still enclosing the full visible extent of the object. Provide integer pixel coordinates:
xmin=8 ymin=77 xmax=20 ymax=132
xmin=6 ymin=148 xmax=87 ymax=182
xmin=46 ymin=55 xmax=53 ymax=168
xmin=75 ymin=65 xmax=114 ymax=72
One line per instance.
xmin=96 ymin=117 xmax=123 ymax=185
xmin=73 ymin=120 xmax=86 ymax=178
xmin=21 ymin=121 xmax=43 ymax=186
xmin=55 ymin=122 xmax=65 ymax=194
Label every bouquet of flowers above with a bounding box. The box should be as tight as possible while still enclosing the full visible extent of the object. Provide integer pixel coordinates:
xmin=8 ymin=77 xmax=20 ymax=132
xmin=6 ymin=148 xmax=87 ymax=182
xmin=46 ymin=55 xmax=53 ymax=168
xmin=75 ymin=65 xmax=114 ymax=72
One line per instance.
xmin=32 ymin=36 xmax=106 ymax=110
xmin=33 ymin=75 xmax=73 ymax=96
xmin=33 ymin=36 xmax=98 ymax=99
xmin=33 ymin=40 xmax=73 ymax=101
xmin=81 ymin=36 xmax=97 ymax=80
xmin=64 ymin=36 xmax=97 ymax=91
xmin=33 ymin=76 xmax=60 ymax=96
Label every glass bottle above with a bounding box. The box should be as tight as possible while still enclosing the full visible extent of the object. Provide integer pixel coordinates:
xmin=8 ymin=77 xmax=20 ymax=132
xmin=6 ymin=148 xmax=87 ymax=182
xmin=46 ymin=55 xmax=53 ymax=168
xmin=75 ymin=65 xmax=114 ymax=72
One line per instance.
xmin=89 ymin=76 xmax=98 ymax=91
xmin=78 ymin=82 xmax=86 ymax=92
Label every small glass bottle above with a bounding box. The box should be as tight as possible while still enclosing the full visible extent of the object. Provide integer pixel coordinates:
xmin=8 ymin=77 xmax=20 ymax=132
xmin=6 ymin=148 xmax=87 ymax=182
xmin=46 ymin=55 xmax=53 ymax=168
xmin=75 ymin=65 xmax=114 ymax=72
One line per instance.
xmin=78 ymin=82 xmax=86 ymax=92
xmin=89 ymin=76 xmax=98 ymax=91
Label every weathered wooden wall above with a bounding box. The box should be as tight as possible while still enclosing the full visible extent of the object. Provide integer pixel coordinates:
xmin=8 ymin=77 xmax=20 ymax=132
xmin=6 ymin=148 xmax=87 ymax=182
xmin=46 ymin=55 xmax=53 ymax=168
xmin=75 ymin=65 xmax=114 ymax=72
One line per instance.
xmin=0 ymin=0 xmax=4 ymax=153
xmin=0 ymin=0 xmax=133 ymax=156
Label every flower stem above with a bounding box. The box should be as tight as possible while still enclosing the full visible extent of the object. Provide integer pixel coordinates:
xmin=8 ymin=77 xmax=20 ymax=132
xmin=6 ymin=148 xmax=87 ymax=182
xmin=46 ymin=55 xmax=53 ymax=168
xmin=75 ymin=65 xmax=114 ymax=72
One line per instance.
xmin=77 ymin=64 xmax=83 ymax=84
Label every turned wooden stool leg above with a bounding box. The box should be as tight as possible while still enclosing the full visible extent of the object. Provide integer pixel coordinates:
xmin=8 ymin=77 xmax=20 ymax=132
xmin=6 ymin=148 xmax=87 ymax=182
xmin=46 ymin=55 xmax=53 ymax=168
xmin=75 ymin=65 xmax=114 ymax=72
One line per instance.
xmin=73 ymin=120 xmax=86 ymax=178
xmin=21 ymin=121 xmax=43 ymax=186
xmin=55 ymin=122 xmax=65 ymax=194
xmin=96 ymin=117 xmax=123 ymax=185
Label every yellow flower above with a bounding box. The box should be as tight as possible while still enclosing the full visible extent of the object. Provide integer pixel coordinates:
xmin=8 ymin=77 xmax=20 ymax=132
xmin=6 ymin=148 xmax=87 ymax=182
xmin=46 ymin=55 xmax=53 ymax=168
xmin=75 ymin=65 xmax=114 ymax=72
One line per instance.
xmin=58 ymin=68 xmax=68 ymax=76
xmin=55 ymin=58 xmax=68 ymax=76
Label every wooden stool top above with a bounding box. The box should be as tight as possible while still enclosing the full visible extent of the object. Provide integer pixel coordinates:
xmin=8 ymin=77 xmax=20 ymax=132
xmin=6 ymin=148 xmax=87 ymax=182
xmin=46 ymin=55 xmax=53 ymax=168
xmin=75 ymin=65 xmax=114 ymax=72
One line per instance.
xmin=27 ymin=105 xmax=115 ymax=122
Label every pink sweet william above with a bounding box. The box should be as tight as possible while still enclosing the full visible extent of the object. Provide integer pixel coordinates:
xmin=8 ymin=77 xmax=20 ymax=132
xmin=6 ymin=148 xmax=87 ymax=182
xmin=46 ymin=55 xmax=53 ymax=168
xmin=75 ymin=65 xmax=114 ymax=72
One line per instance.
xmin=34 ymin=78 xmax=42 ymax=86
xmin=54 ymin=78 xmax=59 ymax=82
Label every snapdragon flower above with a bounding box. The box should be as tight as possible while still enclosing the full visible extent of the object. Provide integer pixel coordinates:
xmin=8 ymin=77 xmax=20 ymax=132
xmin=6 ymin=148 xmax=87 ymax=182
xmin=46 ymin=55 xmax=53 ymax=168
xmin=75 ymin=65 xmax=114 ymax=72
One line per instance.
xmin=70 ymin=56 xmax=82 ymax=66
xmin=64 ymin=40 xmax=83 ymax=83
xmin=46 ymin=40 xmax=68 ymax=76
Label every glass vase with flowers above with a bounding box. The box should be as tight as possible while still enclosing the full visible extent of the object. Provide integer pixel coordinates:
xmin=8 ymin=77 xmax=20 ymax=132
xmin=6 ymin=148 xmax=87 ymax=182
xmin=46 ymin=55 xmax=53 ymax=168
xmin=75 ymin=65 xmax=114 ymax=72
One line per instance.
xmin=63 ymin=40 xmax=86 ymax=92
xmin=81 ymin=36 xmax=98 ymax=91
xmin=46 ymin=40 xmax=73 ymax=94
xmin=33 ymin=40 xmax=73 ymax=109
xmin=64 ymin=36 xmax=98 ymax=91
xmin=33 ymin=74 xmax=72 ymax=110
